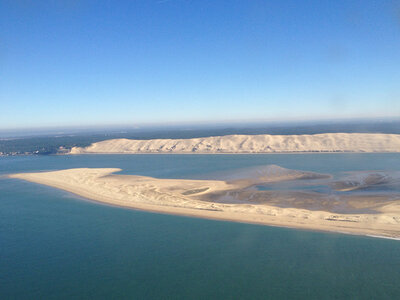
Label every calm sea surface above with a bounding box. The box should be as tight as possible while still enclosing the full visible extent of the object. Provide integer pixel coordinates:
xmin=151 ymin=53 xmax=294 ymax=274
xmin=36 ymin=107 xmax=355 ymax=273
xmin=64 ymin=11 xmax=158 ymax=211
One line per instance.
xmin=1 ymin=154 xmax=400 ymax=299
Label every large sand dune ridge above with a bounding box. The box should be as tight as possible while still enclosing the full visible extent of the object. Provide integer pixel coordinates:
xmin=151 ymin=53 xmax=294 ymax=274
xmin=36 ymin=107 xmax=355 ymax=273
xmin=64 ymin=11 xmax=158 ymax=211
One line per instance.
xmin=69 ymin=133 xmax=400 ymax=154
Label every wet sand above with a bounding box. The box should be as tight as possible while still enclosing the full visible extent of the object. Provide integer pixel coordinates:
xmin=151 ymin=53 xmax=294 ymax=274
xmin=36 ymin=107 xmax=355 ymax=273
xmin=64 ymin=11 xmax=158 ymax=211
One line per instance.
xmin=9 ymin=166 xmax=400 ymax=239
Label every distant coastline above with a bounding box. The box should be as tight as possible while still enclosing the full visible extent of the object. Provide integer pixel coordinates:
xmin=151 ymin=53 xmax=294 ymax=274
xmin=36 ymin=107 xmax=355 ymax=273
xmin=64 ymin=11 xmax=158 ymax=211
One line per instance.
xmin=69 ymin=133 xmax=400 ymax=154
xmin=2 ymin=119 xmax=400 ymax=156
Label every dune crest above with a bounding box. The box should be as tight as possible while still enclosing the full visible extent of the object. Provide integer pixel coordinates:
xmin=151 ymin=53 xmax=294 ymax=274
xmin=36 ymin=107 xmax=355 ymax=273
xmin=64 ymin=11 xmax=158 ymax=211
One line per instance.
xmin=69 ymin=133 xmax=400 ymax=154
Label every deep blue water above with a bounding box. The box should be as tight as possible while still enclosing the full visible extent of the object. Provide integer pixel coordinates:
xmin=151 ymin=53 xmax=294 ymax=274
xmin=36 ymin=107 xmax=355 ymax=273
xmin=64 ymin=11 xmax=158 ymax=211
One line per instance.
xmin=1 ymin=154 xmax=400 ymax=299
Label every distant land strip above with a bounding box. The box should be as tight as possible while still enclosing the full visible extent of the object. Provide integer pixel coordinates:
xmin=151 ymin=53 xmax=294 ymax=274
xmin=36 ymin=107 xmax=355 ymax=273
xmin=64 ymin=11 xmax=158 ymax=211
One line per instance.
xmin=69 ymin=133 xmax=400 ymax=154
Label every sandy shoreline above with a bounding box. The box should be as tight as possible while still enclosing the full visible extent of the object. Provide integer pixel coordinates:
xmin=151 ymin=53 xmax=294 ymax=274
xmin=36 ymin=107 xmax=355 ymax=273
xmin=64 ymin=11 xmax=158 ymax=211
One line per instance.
xmin=9 ymin=167 xmax=400 ymax=239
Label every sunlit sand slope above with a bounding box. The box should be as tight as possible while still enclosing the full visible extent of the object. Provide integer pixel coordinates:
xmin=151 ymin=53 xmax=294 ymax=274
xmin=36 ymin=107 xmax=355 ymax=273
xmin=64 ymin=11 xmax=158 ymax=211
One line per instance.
xmin=69 ymin=133 xmax=400 ymax=154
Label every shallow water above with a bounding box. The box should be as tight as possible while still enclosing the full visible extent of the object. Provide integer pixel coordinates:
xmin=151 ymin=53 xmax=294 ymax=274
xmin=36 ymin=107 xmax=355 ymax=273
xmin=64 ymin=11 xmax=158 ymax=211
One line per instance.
xmin=257 ymin=182 xmax=332 ymax=193
xmin=1 ymin=154 xmax=400 ymax=299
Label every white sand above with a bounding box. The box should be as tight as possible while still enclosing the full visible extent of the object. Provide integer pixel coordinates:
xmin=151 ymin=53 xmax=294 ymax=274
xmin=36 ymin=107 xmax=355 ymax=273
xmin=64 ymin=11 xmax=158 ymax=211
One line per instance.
xmin=69 ymin=133 xmax=400 ymax=154
xmin=9 ymin=168 xmax=400 ymax=239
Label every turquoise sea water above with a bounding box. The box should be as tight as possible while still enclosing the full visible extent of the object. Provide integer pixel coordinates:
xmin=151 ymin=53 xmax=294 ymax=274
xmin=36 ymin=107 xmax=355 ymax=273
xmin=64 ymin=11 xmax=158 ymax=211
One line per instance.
xmin=1 ymin=154 xmax=400 ymax=299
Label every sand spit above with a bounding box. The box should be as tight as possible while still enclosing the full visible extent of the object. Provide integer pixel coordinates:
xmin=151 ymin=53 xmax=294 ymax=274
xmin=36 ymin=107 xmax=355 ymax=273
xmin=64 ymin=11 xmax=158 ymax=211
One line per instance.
xmin=69 ymin=133 xmax=400 ymax=154
xmin=9 ymin=167 xmax=400 ymax=239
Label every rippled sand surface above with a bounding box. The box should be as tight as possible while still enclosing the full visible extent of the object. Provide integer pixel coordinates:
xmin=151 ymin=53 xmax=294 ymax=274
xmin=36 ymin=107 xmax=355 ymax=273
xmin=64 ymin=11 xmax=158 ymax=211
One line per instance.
xmin=10 ymin=165 xmax=400 ymax=238
xmin=70 ymin=133 xmax=400 ymax=154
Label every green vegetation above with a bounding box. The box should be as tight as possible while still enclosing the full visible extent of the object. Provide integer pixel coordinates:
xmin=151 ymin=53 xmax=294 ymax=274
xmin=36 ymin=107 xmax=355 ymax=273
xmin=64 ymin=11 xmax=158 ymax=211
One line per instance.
xmin=0 ymin=136 xmax=97 ymax=156
xmin=1 ymin=120 xmax=399 ymax=156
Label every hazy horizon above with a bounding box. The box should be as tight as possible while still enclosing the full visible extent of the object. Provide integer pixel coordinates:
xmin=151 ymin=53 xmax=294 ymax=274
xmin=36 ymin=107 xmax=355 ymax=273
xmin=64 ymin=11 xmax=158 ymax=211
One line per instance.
xmin=1 ymin=116 xmax=399 ymax=139
xmin=2 ymin=2 xmax=400 ymax=298
xmin=1 ymin=0 xmax=399 ymax=129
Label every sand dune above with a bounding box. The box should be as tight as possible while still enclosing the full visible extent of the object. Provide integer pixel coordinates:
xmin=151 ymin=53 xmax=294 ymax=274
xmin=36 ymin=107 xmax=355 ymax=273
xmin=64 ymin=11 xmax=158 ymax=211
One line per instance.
xmin=69 ymin=133 xmax=400 ymax=154
xmin=9 ymin=166 xmax=400 ymax=239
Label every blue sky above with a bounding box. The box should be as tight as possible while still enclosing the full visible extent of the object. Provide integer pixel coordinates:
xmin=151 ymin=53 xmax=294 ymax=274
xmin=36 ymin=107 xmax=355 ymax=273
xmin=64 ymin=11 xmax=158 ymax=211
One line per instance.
xmin=1 ymin=0 xmax=399 ymax=129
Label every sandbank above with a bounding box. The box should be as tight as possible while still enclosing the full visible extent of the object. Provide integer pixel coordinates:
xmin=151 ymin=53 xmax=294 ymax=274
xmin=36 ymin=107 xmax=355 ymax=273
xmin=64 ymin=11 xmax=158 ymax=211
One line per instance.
xmin=9 ymin=166 xmax=400 ymax=239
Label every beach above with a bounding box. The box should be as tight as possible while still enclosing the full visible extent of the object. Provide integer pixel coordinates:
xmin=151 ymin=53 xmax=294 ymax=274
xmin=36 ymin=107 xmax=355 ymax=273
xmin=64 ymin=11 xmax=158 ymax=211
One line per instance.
xmin=10 ymin=166 xmax=400 ymax=239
